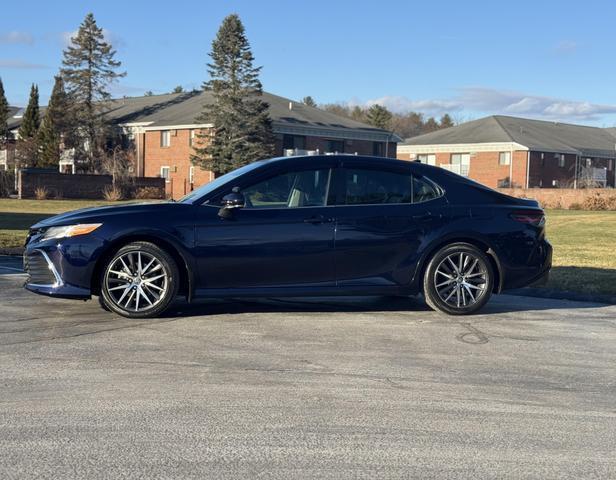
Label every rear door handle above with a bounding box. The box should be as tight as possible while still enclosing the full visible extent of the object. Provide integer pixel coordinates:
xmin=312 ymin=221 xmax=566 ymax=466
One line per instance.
xmin=412 ymin=212 xmax=432 ymax=221
xmin=303 ymin=215 xmax=333 ymax=224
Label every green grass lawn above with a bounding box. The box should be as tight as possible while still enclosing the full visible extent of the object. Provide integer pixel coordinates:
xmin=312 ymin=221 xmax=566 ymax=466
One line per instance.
xmin=1 ymin=199 xmax=615 ymax=295
xmin=0 ymin=199 xmax=116 ymax=250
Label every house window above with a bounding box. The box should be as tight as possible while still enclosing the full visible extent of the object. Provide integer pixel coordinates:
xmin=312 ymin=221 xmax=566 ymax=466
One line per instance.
xmin=325 ymin=139 xmax=344 ymax=153
xmin=586 ymin=158 xmax=592 ymax=167
xmin=160 ymin=166 xmax=170 ymax=182
xmin=450 ymin=153 xmax=470 ymax=176
xmin=372 ymin=142 xmax=385 ymax=156
xmin=499 ymin=152 xmax=511 ymax=166
xmin=161 ymin=130 xmax=171 ymax=148
xmin=559 ymin=154 xmax=565 ymax=168
xmin=282 ymin=135 xmax=306 ymax=151
xmin=609 ymin=160 xmax=614 ymax=171
xmin=189 ymin=129 xmax=196 ymax=146
xmin=417 ymin=154 xmax=436 ymax=166
xmin=189 ymin=166 xmax=195 ymax=185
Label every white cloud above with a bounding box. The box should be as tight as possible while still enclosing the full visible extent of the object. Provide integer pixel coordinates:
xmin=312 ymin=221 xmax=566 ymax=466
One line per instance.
xmin=356 ymin=87 xmax=616 ymax=122
xmin=0 ymin=31 xmax=34 ymax=45
xmin=0 ymin=59 xmax=48 ymax=69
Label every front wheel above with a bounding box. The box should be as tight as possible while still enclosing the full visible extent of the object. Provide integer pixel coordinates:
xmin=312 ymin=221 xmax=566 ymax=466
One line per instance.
xmin=100 ymin=241 xmax=179 ymax=318
xmin=423 ymin=243 xmax=494 ymax=315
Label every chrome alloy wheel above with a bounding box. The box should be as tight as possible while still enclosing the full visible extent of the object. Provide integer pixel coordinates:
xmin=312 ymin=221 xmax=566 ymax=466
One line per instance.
xmin=434 ymin=252 xmax=487 ymax=308
xmin=104 ymin=250 xmax=168 ymax=312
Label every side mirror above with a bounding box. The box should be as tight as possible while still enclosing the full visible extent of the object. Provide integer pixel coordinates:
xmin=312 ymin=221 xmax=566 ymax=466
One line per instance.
xmin=218 ymin=187 xmax=245 ymax=219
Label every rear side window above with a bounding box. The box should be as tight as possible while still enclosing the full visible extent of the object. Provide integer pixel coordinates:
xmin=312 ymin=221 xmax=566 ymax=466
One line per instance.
xmin=412 ymin=175 xmax=442 ymax=203
xmin=343 ymin=168 xmax=412 ymax=205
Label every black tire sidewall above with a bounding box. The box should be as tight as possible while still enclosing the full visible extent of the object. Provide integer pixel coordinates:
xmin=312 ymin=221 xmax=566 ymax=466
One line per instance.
xmin=424 ymin=243 xmax=494 ymax=315
xmin=100 ymin=242 xmax=179 ymax=318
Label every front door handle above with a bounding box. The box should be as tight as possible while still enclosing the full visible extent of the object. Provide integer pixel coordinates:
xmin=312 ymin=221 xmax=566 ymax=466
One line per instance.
xmin=303 ymin=215 xmax=333 ymax=224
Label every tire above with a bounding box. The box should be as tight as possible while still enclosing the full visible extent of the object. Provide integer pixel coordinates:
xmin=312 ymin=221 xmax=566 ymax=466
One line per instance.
xmin=423 ymin=243 xmax=494 ymax=315
xmin=99 ymin=241 xmax=179 ymax=318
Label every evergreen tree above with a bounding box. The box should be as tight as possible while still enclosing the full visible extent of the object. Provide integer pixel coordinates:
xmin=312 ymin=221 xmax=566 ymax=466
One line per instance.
xmin=0 ymin=77 xmax=10 ymax=145
xmin=144 ymin=90 xmax=154 ymax=96
xmin=439 ymin=113 xmax=454 ymax=129
xmin=302 ymin=96 xmax=316 ymax=107
xmin=60 ymin=12 xmax=125 ymax=168
xmin=423 ymin=117 xmax=439 ymax=133
xmin=172 ymin=85 xmax=184 ymax=93
xmin=18 ymin=84 xmax=40 ymax=139
xmin=38 ymin=76 xmax=69 ymax=167
xmin=366 ymin=104 xmax=393 ymax=130
xmin=191 ymin=14 xmax=275 ymax=175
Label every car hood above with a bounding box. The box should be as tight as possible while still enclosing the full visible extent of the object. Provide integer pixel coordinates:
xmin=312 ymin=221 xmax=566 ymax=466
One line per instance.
xmin=31 ymin=201 xmax=192 ymax=229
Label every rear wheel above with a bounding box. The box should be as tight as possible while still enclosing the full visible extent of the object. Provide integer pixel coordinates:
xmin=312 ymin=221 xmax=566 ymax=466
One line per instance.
xmin=100 ymin=242 xmax=179 ymax=318
xmin=423 ymin=243 xmax=494 ymax=315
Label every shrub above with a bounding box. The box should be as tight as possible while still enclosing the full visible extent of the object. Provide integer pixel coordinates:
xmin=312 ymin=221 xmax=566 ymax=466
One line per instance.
xmin=34 ymin=186 xmax=49 ymax=200
xmin=569 ymin=202 xmax=582 ymax=210
xmin=582 ymin=192 xmax=608 ymax=211
xmin=102 ymin=185 xmax=123 ymax=201
xmin=133 ymin=186 xmax=164 ymax=200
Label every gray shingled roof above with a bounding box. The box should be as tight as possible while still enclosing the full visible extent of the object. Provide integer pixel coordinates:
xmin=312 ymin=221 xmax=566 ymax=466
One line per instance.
xmin=106 ymin=90 xmax=399 ymax=141
xmin=403 ymin=115 xmax=616 ymax=157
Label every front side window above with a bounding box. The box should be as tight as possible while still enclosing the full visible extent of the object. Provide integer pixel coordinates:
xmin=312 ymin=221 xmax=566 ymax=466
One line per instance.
xmin=343 ymin=168 xmax=411 ymax=205
xmin=242 ymin=169 xmax=330 ymax=209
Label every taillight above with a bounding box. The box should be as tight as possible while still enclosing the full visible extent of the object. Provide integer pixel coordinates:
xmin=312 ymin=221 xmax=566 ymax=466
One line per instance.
xmin=510 ymin=210 xmax=545 ymax=226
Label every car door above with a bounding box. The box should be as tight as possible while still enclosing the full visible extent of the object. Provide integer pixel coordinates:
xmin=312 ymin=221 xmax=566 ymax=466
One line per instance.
xmin=330 ymin=160 xmax=447 ymax=287
xmin=193 ymin=162 xmax=336 ymax=291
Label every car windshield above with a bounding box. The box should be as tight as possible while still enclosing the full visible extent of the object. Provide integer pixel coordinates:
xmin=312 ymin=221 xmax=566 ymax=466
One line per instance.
xmin=178 ymin=161 xmax=266 ymax=203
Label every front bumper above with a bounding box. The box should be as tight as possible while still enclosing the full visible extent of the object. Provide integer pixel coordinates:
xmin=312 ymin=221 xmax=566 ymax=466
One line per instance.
xmin=23 ymin=236 xmax=105 ymax=300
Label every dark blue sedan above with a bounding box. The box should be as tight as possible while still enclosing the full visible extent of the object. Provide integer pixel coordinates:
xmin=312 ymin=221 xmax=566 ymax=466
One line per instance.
xmin=24 ymin=155 xmax=551 ymax=317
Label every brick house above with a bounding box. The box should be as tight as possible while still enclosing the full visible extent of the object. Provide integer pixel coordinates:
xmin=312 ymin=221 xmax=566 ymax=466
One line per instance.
xmin=111 ymin=91 xmax=400 ymax=198
xmin=397 ymin=115 xmax=616 ymax=189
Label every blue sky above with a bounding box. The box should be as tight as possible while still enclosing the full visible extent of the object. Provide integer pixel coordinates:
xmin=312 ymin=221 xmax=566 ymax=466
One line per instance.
xmin=2 ymin=0 xmax=616 ymax=125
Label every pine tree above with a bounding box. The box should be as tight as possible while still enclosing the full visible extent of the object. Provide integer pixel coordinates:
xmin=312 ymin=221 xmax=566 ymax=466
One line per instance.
xmin=60 ymin=12 xmax=125 ymax=168
xmin=439 ymin=113 xmax=454 ymax=129
xmin=302 ymin=96 xmax=316 ymax=107
xmin=18 ymin=84 xmax=40 ymax=139
xmin=423 ymin=117 xmax=439 ymax=133
xmin=366 ymin=104 xmax=393 ymax=130
xmin=172 ymin=85 xmax=184 ymax=93
xmin=191 ymin=14 xmax=275 ymax=176
xmin=38 ymin=76 xmax=69 ymax=167
xmin=0 ymin=77 xmax=10 ymax=145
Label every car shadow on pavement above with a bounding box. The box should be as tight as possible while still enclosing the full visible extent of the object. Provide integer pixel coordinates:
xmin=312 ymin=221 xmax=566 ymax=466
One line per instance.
xmin=158 ymin=293 xmax=603 ymax=319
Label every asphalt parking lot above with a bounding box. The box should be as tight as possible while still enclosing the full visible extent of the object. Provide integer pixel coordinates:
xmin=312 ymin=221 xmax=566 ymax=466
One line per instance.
xmin=1 ymin=258 xmax=615 ymax=479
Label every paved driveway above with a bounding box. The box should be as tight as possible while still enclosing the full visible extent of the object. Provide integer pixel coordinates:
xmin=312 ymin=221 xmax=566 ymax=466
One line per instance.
xmin=0 ymin=268 xmax=615 ymax=479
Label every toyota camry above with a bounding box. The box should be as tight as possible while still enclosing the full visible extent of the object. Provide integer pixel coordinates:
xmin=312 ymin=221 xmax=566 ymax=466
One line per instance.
xmin=24 ymin=155 xmax=551 ymax=317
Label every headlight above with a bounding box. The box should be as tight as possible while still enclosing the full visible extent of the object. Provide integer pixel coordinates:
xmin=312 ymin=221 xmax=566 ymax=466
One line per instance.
xmin=41 ymin=223 xmax=103 ymax=241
